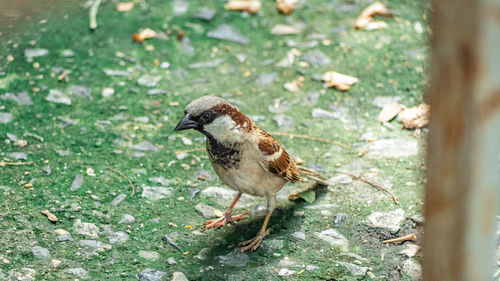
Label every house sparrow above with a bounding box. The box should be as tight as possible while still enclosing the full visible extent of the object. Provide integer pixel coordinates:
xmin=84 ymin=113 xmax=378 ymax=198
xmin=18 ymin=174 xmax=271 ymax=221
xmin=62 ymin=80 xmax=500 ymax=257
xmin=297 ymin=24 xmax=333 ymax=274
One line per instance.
xmin=174 ymin=95 xmax=316 ymax=252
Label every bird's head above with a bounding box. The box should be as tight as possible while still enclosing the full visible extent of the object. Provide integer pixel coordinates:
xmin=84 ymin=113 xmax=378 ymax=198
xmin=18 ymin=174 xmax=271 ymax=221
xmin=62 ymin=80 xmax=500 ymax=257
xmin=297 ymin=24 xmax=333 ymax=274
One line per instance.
xmin=174 ymin=95 xmax=253 ymax=143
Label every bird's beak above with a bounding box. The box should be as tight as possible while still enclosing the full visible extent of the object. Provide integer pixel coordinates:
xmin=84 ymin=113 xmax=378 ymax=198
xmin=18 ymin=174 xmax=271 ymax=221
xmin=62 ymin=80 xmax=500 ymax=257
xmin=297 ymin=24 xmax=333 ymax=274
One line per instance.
xmin=174 ymin=114 xmax=198 ymax=131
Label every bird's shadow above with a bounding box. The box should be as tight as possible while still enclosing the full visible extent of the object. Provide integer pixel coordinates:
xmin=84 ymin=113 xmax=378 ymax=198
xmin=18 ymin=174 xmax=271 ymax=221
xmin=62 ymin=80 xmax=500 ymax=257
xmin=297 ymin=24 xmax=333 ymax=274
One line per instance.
xmin=196 ymin=183 xmax=329 ymax=276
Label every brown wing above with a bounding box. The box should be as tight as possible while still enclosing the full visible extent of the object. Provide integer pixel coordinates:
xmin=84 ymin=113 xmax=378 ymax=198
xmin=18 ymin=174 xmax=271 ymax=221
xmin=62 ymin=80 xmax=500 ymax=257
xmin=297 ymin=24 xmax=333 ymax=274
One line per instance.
xmin=257 ymin=131 xmax=302 ymax=182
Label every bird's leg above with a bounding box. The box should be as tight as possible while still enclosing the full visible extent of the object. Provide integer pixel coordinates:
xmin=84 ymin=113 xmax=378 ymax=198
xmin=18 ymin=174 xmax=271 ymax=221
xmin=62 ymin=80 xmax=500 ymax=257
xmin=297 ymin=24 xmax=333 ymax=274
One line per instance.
xmin=239 ymin=194 xmax=276 ymax=252
xmin=202 ymin=192 xmax=249 ymax=230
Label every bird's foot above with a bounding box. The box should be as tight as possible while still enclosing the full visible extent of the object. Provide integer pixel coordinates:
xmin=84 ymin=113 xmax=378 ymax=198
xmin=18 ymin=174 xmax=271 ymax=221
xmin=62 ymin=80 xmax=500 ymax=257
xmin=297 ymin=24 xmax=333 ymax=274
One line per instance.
xmin=239 ymin=228 xmax=271 ymax=252
xmin=202 ymin=212 xmax=249 ymax=230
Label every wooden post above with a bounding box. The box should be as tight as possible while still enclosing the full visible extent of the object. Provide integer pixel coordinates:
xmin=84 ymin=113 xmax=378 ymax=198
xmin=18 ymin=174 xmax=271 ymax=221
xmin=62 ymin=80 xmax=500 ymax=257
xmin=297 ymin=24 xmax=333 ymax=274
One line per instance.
xmin=424 ymin=0 xmax=500 ymax=280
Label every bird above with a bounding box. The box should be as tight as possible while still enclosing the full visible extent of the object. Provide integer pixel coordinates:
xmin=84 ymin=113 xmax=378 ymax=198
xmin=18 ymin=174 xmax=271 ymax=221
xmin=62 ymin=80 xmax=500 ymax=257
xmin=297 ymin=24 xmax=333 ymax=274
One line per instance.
xmin=174 ymin=95 xmax=322 ymax=252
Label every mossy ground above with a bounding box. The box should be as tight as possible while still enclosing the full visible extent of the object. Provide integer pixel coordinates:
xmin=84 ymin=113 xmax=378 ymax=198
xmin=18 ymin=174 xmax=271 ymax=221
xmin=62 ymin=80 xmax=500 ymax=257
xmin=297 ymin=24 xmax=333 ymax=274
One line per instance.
xmin=0 ymin=0 xmax=427 ymax=280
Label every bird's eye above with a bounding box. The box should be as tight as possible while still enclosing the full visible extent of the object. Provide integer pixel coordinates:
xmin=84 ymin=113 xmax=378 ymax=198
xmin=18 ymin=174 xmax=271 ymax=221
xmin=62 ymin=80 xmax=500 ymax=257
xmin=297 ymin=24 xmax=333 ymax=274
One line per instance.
xmin=200 ymin=111 xmax=214 ymax=124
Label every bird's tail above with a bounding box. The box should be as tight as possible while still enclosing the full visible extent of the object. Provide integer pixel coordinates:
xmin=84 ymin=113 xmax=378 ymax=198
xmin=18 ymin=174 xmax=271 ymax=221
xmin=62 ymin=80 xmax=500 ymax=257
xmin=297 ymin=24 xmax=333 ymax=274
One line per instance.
xmin=298 ymin=166 xmax=329 ymax=185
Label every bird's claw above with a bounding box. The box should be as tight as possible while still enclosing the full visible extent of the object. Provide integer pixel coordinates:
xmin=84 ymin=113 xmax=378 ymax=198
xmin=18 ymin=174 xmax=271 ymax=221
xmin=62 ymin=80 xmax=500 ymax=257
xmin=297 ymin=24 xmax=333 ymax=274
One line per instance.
xmin=239 ymin=228 xmax=271 ymax=252
xmin=202 ymin=212 xmax=249 ymax=230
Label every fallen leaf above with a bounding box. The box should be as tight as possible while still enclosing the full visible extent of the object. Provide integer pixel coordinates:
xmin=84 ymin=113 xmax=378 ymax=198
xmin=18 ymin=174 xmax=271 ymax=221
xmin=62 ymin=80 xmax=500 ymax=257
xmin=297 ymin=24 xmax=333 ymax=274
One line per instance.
xmin=132 ymin=28 xmax=157 ymax=43
xmin=321 ymin=71 xmax=359 ymax=91
xmin=298 ymin=190 xmax=316 ymax=203
xmin=398 ymin=103 xmax=430 ymax=129
xmin=354 ymin=2 xmax=392 ymax=30
xmin=276 ymin=0 xmax=298 ymax=15
xmin=225 ymin=0 xmax=261 ymax=13
xmin=116 ymin=2 xmax=134 ymax=12
xmin=41 ymin=210 xmax=59 ymax=222
xmin=378 ymin=101 xmax=405 ymax=123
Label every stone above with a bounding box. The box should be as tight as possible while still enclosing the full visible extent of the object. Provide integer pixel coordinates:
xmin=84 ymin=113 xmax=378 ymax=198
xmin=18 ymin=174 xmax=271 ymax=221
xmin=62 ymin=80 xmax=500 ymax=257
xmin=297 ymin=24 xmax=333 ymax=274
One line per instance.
xmin=8 ymin=152 xmax=27 ymax=160
xmin=172 ymin=272 xmax=188 ymax=281
xmin=148 ymin=176 xmax=173 ymax=186
xmin=200 ymin=186 xmax=252 ymax=206
xmin=30 ymin=246 xmax=51 ymax=259
xmin=139 ymin=250 xmax=160 ymax=261
xmin=195 ymin=203 xmax=220 ymax=219
xmin=333 ymin=213 xmax=348 ymax=227
xmin=0 ymin=92 xmax=33 ymax=105
xmin=0 ymin=112 xmax=13 ymax=124
xmin=278 ymin=268 xmax=296 ymax=277
xmin=111 ymin=194 xmax=126 ymax=206
xmin=218 ymin=248 xmax=250 ymax=267
xmin=130 ymin=142 xmax=159 ymax=152
xmin=312 ymin=108 xmax=341 ymax=119
xmin=373 ymin=96 xmax=403 ymax=108
xmin=46 ymin=89 xmax=71 ymax=105
xmin=147 ymin=89 xmax=167 ymax=95
xmin=195 ymin=248 xmax=210 ymax=260
xmin=314 ymin=228 xmax=349 ymax=251
xmin=64 ymin=268 xmax=89 ymax=280
xmin=107 ymin=231 xmax=129 ymax=244
xmin=42 ymin=165 xmax=51 ymax=175
xmin=172 ymin=0 xmax=189 ymax=15
xmin=336 ymin=261 xmax=368 ymax=276
xmin=304 ymin=204 xmax=337 ymax=210
xmin=366 ymin=208 xmax=405 ymax=233
xmin=57 ymin=234 xmax=72 ymax=242
xmin=207 ymin=24 xmax=249 ymax=44
xmin=119 ymin=214 xmax=136 ymax=224
xmin=273 ymin=115 xmax=294 ymax=131
xmin=366 ymin=138 xmax=418 ymax=157
xmin=194 ymin=170 xmax=214 ymax=181
xmin=270 ymin=24 xmax=302 ymax=35
xmin=191 ymin=8 xmax=216 ymax=21
xmin=73 ymin=219 xmax=99 ymax=238
xmin=399 ymin=244 xmax=421 ymax=258
xmin=167 ymin=257 xmax=177 ymax=265
xmin=291 ymin=231 xmax=306 ymax=240
xmin=255 ymin=72 xmax=278 ymax=86
xmin=62 ymin=49 xmax=74 ymax=57
xmin=402 ymin=259 xmax=422 ymax=281
xmin=104 ymin=69 xmax=129 ymax=76
xmin=300 ymin=50 xmax=332 ymax=67
xmin=0 ymin=185 xmax=12 ymax=191
xmin=138 ymin=268 xmax=167 ymax=281
xmin=188 ymin=59 xmax=224 ymax=69
xmin=327 ymin=175 xmax=352 ymax=185
xmin=70 ymin=175 xmax=83 ymax=191
xmin=138 ymin=75 xmax=162 ymax=87
xmin=142 ymin=186 xmax=173 ymax=201
xmin=67 ymin=85 xmax=92 ymax=99
xmin=24 ymin=48 xmax=48 ymax=58
xmin=306 ymin=265 xmax=318 ymax=271
xmin=79 ymin=240 xmax=112 ymax=249
xmin=250 ymin=204 xmax=267 ymax=217
xmin=261 ymin=238 xmax=284 ymax=251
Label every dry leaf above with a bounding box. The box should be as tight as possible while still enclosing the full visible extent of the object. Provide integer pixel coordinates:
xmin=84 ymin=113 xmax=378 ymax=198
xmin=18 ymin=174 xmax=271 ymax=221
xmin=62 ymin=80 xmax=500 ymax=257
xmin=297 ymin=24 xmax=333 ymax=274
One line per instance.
xmin=398 ymin=103 xmax=430 ymax=129
xmin=41 ymin=210 xmax=59 ymax=222
xmin=14 ymin=139 xmax=27 ymax=148
xmin=321 ymin=71 xmax=359 ymax=91
xmin=378 ymin=101 xmax=404 ymax=123
xmin=116 ymin=2 xmax=134 ymax=12
xmin=276 ymin=0 xmax=298 ymax=15
xmin=225 ymin=0 xmax=261 ymax=14
xmin=354 ymin=2 xmax=392 ymax=30
xmin=132 ymin=28 xmax=157 ymax=43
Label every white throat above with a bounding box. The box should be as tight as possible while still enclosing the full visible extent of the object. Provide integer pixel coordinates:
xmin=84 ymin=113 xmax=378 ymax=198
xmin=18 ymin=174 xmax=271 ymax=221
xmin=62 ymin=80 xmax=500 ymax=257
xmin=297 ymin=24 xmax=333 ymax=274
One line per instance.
xmin=203 ymin=115 xmax=245 ymax=144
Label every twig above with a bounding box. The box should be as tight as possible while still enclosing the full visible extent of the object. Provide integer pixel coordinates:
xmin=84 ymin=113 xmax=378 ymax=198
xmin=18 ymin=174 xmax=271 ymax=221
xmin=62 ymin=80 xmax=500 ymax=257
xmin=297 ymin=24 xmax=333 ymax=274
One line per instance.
xmin=270 ymin=132 xmax=355 ymax=150
xmin=334 ymin=170 xmax=398 ymax=204
xmin=174 ymin=147 xmax=205 ymax=155
xmin=0 ymin=161 xmax=34 ymax=167
xmin=89 ymin=0 xmax=102 ymax=30
xmin=383 ymin=233 xmax=416 ymax=244
xmin=107 ymin=167 xmax=135 ymax=196
xmin=57 ymin=70 xmax=71 ymax=82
